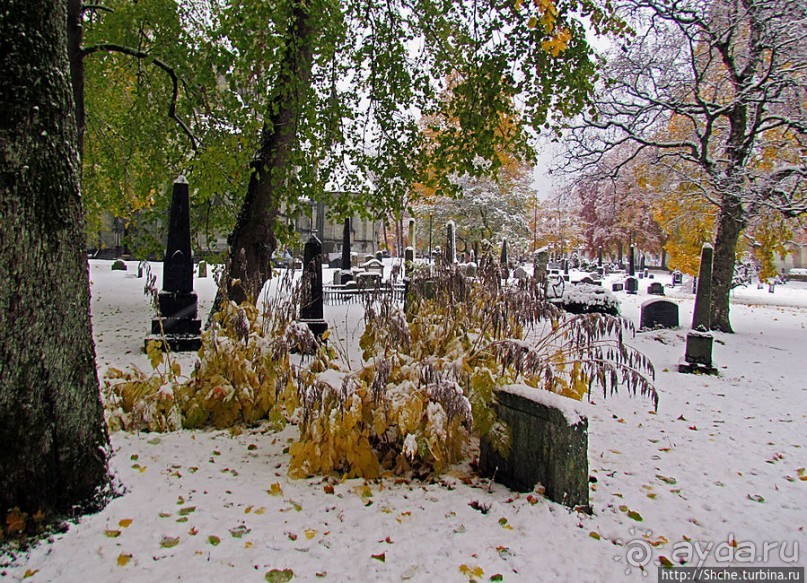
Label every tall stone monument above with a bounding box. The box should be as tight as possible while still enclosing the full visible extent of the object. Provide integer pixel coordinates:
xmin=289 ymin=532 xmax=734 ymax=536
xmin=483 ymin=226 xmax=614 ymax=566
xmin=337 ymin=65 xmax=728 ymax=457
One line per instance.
xmin=340 ymin=218 xmax=352 ymax=284
xmin=446 ymin=221 xmax=457 ymax=265
xmin=147 ymin=176 xmax=201 ymax=351
xmin=300 ymin=236 xmax=328 ymax=339
xmin=679 ymin=243 xmax=717 ymax=374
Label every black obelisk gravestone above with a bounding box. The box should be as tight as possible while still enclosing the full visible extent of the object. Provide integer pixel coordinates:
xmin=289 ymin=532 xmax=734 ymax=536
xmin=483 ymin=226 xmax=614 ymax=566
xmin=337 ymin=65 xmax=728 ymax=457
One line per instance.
xmin=679 ymin=243 xmax=717 ymax=374
xmin=340 ymin=218 xmax=352 ymax=284
xmin=148 ymin=176 xmax=201 ymax=351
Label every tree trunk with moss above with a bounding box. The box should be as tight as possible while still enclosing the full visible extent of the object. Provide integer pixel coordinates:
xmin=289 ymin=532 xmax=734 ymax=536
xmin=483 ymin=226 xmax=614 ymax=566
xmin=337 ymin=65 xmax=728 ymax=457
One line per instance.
xmin=0 ymin=0 xmax=110 ymax=520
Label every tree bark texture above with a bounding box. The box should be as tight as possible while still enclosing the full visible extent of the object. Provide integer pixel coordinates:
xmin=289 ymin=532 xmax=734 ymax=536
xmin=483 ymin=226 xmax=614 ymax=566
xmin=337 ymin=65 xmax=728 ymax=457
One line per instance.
xmin=224 ymin=1 xmax=317 ymax=306
xmin=710 ymin=196 xmax=746 ymax=333
xmin=0 ymin=0 xmax=110 ymax=517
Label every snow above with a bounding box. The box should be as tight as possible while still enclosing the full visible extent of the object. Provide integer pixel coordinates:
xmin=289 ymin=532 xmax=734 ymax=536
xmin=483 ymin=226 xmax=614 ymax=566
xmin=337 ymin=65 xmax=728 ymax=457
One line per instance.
xmin=502 ymin=384 xmax=585 ymax=426
xmin=2 ymin=262 xmax=806 ymax=581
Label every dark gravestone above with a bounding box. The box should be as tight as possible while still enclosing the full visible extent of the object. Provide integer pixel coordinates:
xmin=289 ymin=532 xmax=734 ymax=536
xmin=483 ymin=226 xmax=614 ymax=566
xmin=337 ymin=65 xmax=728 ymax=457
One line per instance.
xmin=597 ymin=246 xmax=603 ymax=268
xmin=624 ymin=276 xmax=638 ymax=294
xmin=480 ymin=387 xmax=588 ymax=509
xmin=680 ymin=244 xmax=717 ymax=374
xmin=375 ymin=250 xmax=383 ymax=261
xmin=300 ymin=236 xmax=328 ymax=340
xmin=637 ymin=272 xmax=644 ymax=280
xmin=111 ymin=259 xmax=127 ymax=271
xmin=672 ymin=270 xmax=683 ymax=286
xmin=647 ymin=281 xmax=665 ymax=295
xmin=640 ymin=299 xmax=679 ymax=330
xmin=148 ymin=177 xmax=201 ymax=351
xmin=340 ymin=218 xmax=353 ymax=284
xmin=197 ymin=260 xmax=207 ymax=278
xmin=628 ymin=244 xmax=636 ymax=277
xmin=640 ymin=254 xmax=646 ymax=271
xmin=446 ymin=221 xmax=456 ymax=264
xmin=611 ymin=282 xmax=624 ymax=292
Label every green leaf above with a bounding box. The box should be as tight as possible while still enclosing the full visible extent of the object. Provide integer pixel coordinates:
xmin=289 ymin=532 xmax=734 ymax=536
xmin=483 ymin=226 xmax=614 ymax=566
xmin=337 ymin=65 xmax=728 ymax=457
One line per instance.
xmin=208 ymin=535 xmax=221 ymax=546
xmin=265 ymin=569 xmax=294 ymax=582
xmin=160 ymin=536 xmax=180 ymax=548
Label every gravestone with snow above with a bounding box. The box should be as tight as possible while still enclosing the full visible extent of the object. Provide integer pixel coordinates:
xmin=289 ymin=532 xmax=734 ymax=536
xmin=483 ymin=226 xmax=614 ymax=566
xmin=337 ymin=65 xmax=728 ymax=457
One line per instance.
xmin=404 ymin=246 xmax=415 ymax=279
xmin=647 ymin=281 xmax=665 ymax=295
xmin=300 ymin=236 xmax=328 ymax=341
xmin=640 ymin=299 xmax=679 ymax=330
xmin=480 ymin=386 xmax=588 ymax=509
xmin=679 ymin=244 xmax=717 ymax=374
xmin=147 ymin=176 xmax=201 ymax=351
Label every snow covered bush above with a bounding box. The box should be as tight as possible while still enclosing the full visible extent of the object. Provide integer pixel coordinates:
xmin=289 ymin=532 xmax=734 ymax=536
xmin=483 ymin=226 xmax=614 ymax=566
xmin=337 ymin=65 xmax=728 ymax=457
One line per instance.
xmin=559 ymin=283 xmax=620 ymax=316
xmin=290 ymin=261 xmax=656 ymax=478
xmin=104 ymin=260 xmax=656 ymax=480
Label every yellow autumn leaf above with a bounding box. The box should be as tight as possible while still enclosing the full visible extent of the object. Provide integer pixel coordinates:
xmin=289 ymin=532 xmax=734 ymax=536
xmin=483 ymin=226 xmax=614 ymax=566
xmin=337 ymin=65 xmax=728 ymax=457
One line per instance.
xmin=117 ymin=553 xmax=133 ymax=567
xmin=304 ymin=529 xmax=317 ymax=540
xmin=268 ymin=483 xmax=283 ymax=496
xmin=23 ymin=569 xmax=39 ymax=579
xmin=104 ymin=529 xmax=122 ymax=538
xmin=119 ymin=519 xmax=133 ymax=528
xmin=459 ymin=564 xmax=485 ymax=577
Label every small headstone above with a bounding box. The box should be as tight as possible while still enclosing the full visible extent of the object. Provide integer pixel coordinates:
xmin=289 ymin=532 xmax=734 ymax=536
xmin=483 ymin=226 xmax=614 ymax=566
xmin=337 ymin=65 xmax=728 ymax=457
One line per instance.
xmin=375 ymin=250 xmax=383 ymax=261
xmin=597 ymin=246 xmax=603 ymax=268
xmin=647 ymin=282 xmax=664 ymax=295
xmin=480 ymin=387 xmax=588 ymax=509
xmin=672 ymin=270 xmax=683 ymax=286
xmin=111 ymin=259 xmax=127 ymax=271
xmin=197 ymin=260 xmax=208 ymax=278
xmin=356 ymin=271 xmax=382 ymax=288
xmin=637 ymin=272 xmax=644 ymax=279
xmin=361 ymin=258 xmax=384 ymax=275
xmin=611 ymin=282 xmax=624 ymax=292
xmin=513 ymin=266 xmax=529 ymax=280
xmin=462 ymin=262 xmax=478 ymax=278
xmin=640 ymin=299 xmax=679 ymax=329
xmin=624 ymin=276 xmax=638 ymax=294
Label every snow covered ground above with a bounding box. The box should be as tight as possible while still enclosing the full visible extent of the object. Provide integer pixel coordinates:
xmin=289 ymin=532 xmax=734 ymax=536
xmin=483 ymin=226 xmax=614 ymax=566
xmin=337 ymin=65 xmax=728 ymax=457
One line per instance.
xmin=2 ymin=260 xmax=805 ymax=582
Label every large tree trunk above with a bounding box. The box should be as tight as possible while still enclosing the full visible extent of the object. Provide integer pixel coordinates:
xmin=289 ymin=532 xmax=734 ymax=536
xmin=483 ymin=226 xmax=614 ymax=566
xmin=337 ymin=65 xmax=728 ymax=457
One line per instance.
xmin=710 ymin=195 xmax=746 ymax=333
xmin=67 ymin=0 xmax=86 ymax=156
xmin=0 ymin=0 xmax=110 ymax=518
xmin=223 ymin=1 xmax=317 ymax=306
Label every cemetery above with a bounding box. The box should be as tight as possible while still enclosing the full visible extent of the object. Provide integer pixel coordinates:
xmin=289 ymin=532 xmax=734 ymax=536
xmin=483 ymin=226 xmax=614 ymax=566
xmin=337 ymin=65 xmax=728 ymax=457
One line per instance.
xmin=2 ymin=1 xmax=805 ymax=582
xmin=4 ymin=232 xmax=806 ymax=580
